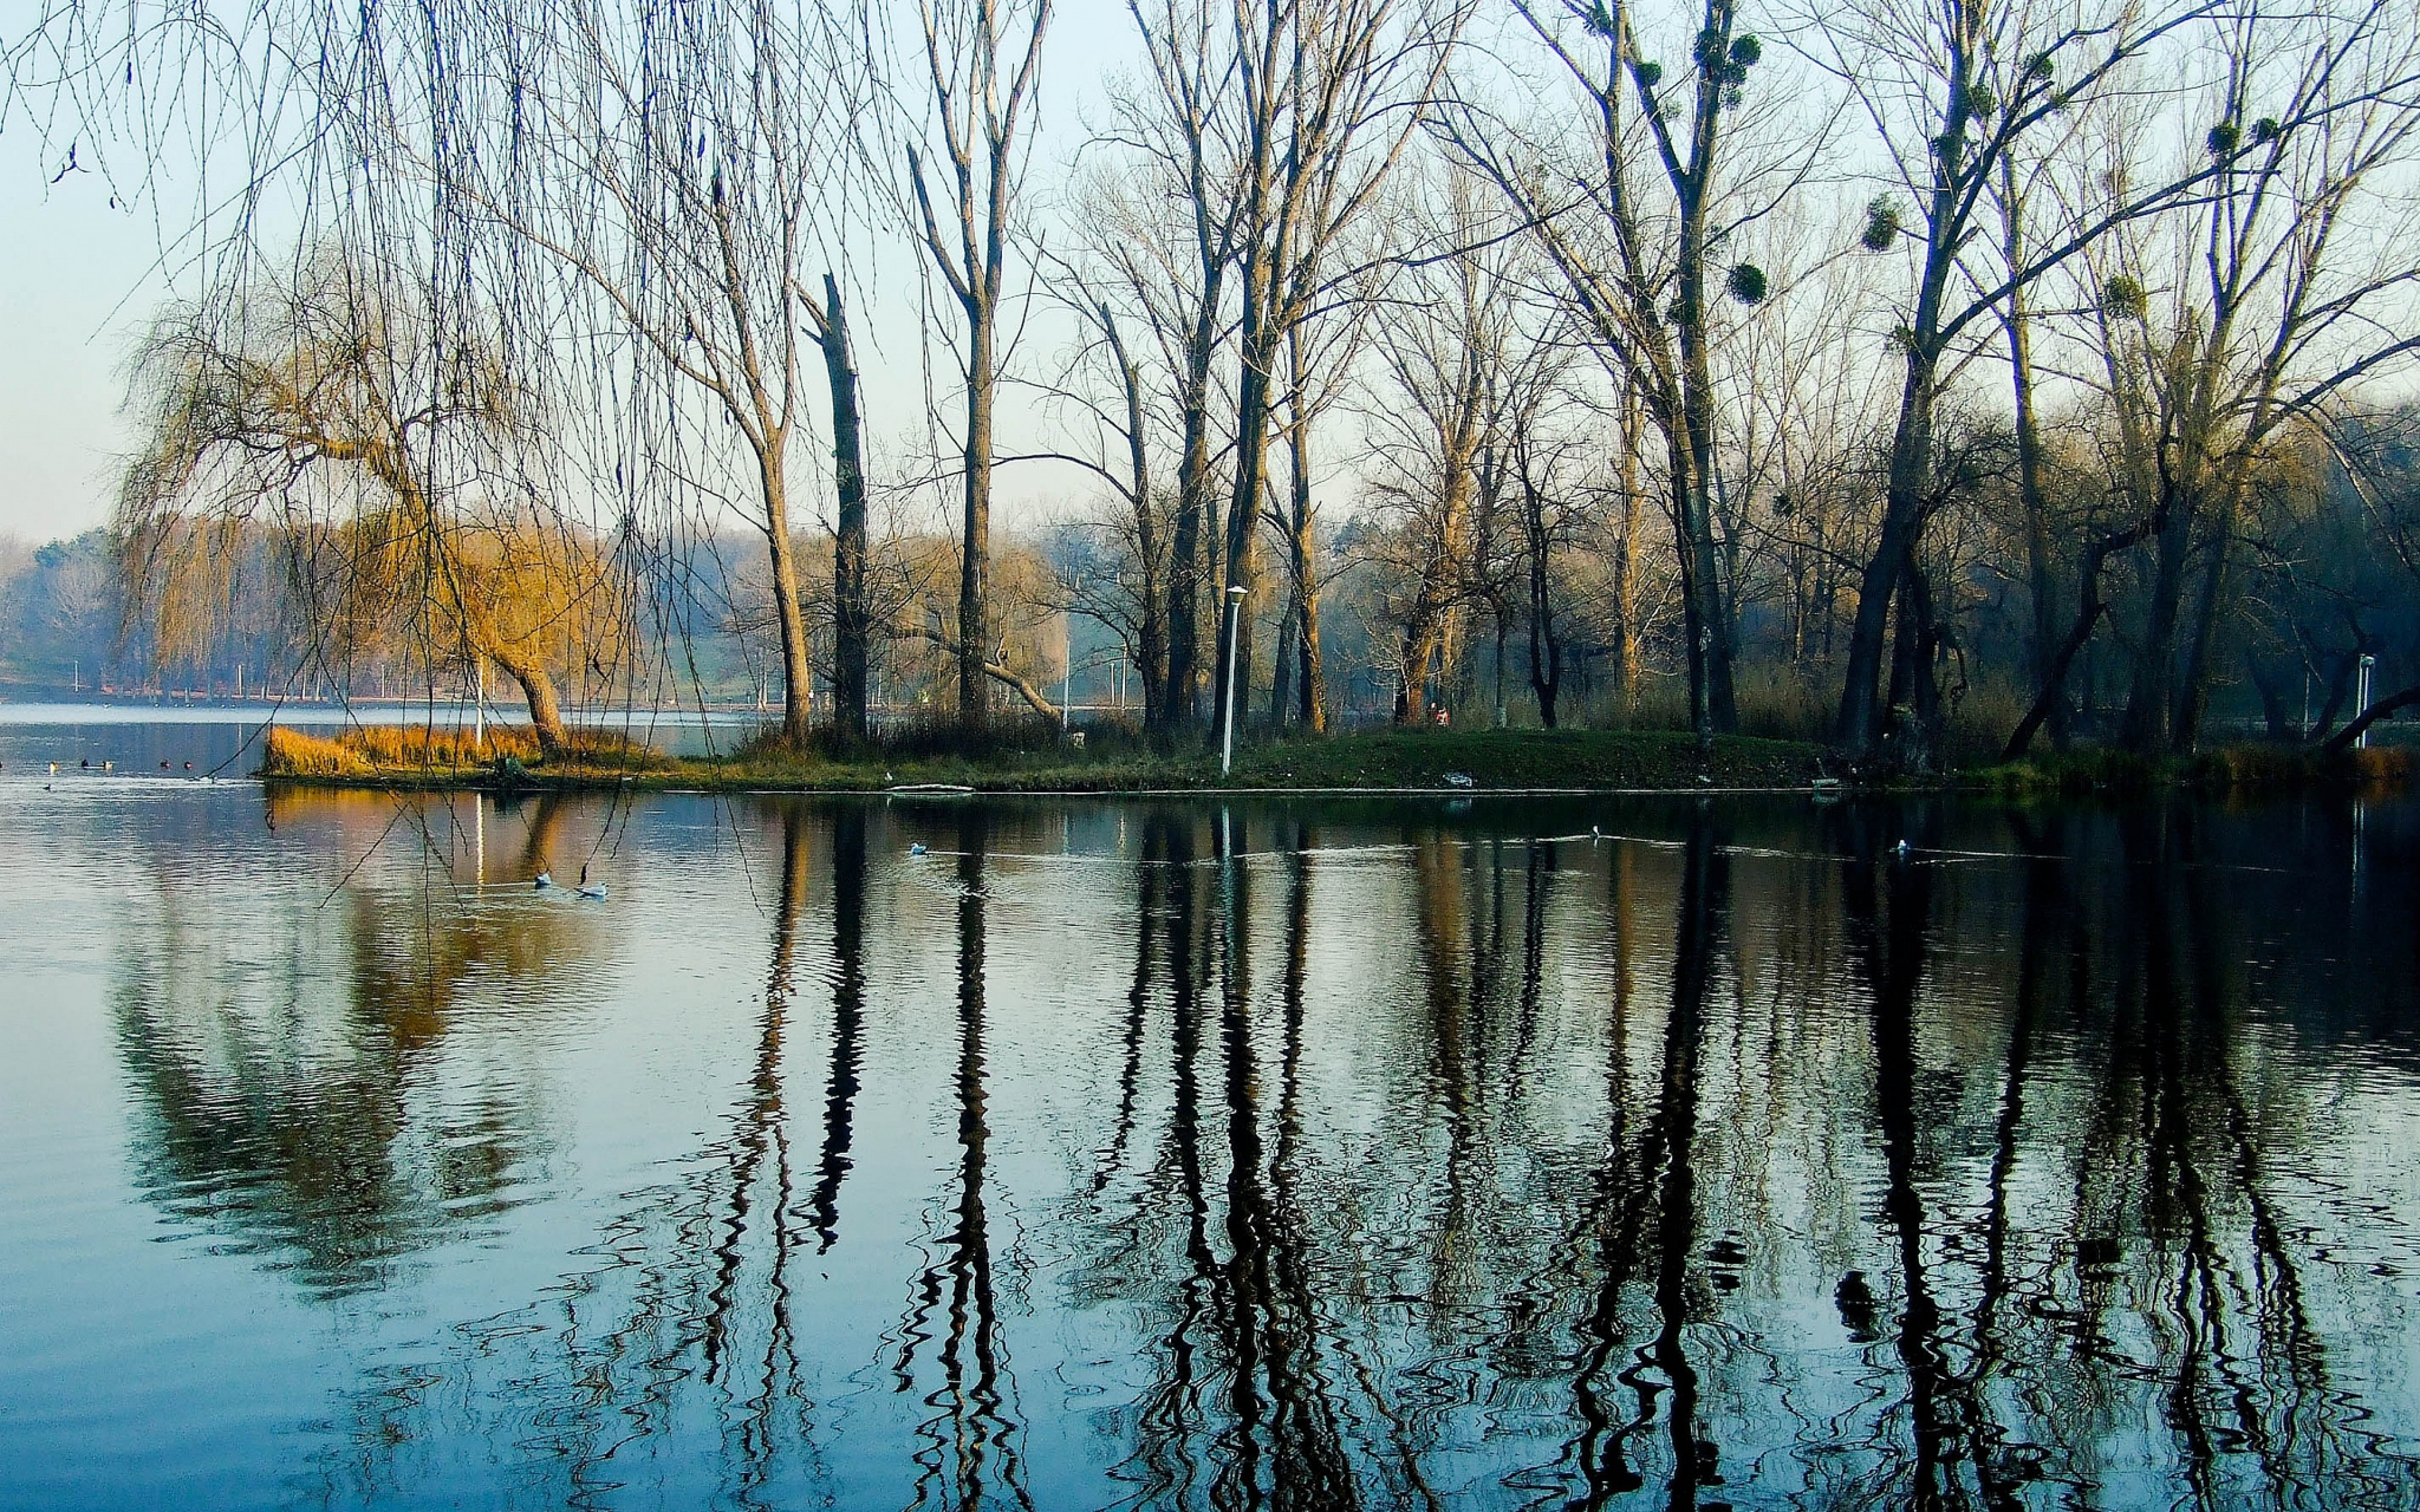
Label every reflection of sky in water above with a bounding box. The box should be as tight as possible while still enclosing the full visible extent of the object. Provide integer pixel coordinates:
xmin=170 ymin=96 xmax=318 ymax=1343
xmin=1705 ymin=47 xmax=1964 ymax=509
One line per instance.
xmin=1 ymin=765 xmax=2417 ymax=1509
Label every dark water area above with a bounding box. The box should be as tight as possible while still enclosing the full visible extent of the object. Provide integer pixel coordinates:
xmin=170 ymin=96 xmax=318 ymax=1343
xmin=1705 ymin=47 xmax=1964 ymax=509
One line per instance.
xmin=3 ymin=745 xmax=2417 ymax=1509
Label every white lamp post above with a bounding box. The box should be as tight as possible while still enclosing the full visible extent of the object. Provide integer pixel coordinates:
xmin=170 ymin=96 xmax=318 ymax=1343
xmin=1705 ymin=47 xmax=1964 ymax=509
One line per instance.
xmin=2357 ymin=653 xmax=2377 ymax=748
xmin=1221 ymin=585 xmax=1248 ymax=777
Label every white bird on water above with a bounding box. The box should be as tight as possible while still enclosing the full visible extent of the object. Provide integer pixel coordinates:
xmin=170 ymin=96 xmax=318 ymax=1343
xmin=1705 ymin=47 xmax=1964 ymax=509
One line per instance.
xmin=533 ymin=870 xmax=554 ymax=890
xmin=909 ymin=842 xmax=929 ymax=857
xmin=575 ymin=863 xmax=608 ymax=900
xmin=1894 ymin=839 xmax=1911 ymax=859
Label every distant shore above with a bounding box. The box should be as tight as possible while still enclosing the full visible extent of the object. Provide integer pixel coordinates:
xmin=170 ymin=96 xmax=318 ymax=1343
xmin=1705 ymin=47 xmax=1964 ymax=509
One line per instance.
xmin=251 ymin=723 xmax=2411 ymax=798
xmin=257 ymin=723 xmax=1826 ymax=794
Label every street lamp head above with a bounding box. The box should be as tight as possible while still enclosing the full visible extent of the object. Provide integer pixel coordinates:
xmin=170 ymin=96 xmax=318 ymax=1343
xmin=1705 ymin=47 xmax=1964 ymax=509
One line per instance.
xmin=1227 ymin=585 xmax=1248 ymax=598
xmin=2361 ymin=654 xmax=2377 ymax=667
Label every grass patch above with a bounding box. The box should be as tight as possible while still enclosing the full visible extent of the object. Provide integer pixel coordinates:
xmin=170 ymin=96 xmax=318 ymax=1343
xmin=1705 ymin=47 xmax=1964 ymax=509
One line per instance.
xmin=260 ymin=723 xmax=674 ymax=782
xmin=260 ymin=721 xmax=1825 ymax=794
xmin=261 ymin=727 xmax=378 ymax=779
xmin=1220 ymin=727 xmax=1819 ymax=791
xmin=262 ymin=716 xmax=2407 ymax=799
xmin=1961 ymin=742 xmax=2414 ymax=796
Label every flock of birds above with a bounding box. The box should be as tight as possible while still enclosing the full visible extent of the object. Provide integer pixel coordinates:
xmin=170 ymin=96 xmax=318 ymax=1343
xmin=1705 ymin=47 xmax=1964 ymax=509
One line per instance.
xmin=15 ymin=757 xmax=1922 ymax=880
xmin=26 ymin=756 xmax=212 ymax=792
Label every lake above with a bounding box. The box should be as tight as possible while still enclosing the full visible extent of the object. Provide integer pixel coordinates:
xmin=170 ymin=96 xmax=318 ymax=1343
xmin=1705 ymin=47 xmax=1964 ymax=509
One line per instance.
xmin=3 ymin=721 xmax=2417 ymax=1509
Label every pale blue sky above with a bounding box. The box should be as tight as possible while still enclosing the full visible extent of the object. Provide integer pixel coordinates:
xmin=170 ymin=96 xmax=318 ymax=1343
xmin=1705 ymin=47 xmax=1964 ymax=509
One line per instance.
xmin=0 ymin=1 xmax=1136 ymax=548
xmin=0 ymin=127 xmax=172 ymax=542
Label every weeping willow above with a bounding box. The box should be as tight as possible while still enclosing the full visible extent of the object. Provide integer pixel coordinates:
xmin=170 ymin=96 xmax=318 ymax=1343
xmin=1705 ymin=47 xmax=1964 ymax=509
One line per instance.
xmin=117 ymin=252 xmax=626 ymax=754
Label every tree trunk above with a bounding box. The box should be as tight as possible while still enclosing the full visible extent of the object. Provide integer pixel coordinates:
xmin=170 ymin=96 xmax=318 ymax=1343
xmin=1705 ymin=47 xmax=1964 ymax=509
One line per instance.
xmin=2322 ymin=681 xmax=2420 ymax=754
xmin=1101 ymin=307 xmax=1166 ymax=734
xmin=1836 ymin=341 xmax=1940 ymax=752
xmin=1662 ymin=422 xmax=1717 ymax=756
xmin=824 ymin=273 xmax=870 ymax=745
xmin=1883 ymin=567 xmax=1944 ymax=774
xmin=1296 ymin=585 xmax=1324 ymax=735
xmin=2308 ymin=650 xmax=2357 ymax=742
xmin=1163 ymin=306 xmax=1219 ymax=732
xmin=1397 ymin=612 xmax=1439 ymax=725
xmin=959 ymin=306 xmax=994 ymax=733
xmin=1674 ymin=190 xmax=1735 ymax=737
xmin=1270 ymin=589 xmax=1296 ymax=730
xmin=2002 ymin=520 xmax=2150 ymax=760
xmin=1613 ymin=389 xmax=1642 ymax=716
xmin=1216 ymin=315 xmax=1274 ymax=744
xmin=2247 ymin=653 xmax=2296 ymax=742
xmin=754 ymin=456 xmax=815 ymax=745
xmin=1492 ymin=615 xmax=1509 ymax=726
xmin=2170 ymin=488 xmax=2238 ymax=752
xmin=2122 ymin=479 xmax=2196 ymax=753
xmin=2003 ymin=185 xmax=2063 ymax=748
xmin=1523 ymin=471 xmax=1562 ymax=730
xmin=488 ymin=641 xmax=570 ymax=759
xmin=1284 ymin=403 xmax=1324 ymax=733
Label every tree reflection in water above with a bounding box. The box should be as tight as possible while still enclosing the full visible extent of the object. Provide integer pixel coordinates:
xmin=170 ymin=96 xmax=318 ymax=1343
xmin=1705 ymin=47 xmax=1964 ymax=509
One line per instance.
xmin=112 ymin=791 xmax=592 ymax=1296
xmin=896 ymin=805 xmax=1034 ymax=1511
xmin=88 ymin=793 xmax=2420 ymax=1508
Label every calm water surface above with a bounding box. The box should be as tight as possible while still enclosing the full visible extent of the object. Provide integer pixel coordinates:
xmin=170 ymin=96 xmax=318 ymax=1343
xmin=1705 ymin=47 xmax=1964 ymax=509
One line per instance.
xmin=3 ymin=733 xmax=2417 ymax=1509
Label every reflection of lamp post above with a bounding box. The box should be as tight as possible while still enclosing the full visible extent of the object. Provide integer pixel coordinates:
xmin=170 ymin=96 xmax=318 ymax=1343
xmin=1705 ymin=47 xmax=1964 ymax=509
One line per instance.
xmin=2357 ymin=653 xmax=2377 ymax=748
xmin=1221 ymin=585 xmax=1248 ymax=777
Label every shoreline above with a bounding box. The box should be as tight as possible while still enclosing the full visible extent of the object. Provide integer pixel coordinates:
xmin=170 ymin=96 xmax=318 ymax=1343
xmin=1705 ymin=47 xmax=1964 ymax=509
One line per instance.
xmin=250 ymin=723 xmax=2412 ymax=799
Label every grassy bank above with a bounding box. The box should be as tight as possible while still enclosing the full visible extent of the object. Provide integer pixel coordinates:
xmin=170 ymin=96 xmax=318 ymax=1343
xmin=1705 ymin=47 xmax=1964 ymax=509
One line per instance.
xmin=1960 ymin=741 xmax=2414 ymax=796
xmin=260 ymin=721 xmax=2412 ymax=798
xmin=260 ymin=723 xmax=1825 ymax=794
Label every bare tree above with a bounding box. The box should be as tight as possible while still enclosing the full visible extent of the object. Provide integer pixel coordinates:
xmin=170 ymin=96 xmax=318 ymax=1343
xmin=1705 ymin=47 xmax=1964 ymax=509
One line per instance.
xmin=899 ymin=0 xmax=1051 ymax=733
xmin=468 ymin=0 xmax=873 ymax=745
xmin=1445 ymin=0 xmax=1831 ymax=758
xmin=1361 ymin=175 xmax=1519 ymax=723
xmin=1209 ymin=0 xmax=1464 ymax=742
xmin=1811 ymin=0 xmax=2228 ymax=756
xmin=2095 ymin=1 xmax=2420 ymax=753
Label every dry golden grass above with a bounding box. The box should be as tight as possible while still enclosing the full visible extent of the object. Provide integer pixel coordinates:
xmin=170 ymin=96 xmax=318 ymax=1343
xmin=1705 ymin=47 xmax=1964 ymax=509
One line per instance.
xmin=342 ymin=723 xmax=539 ymax=767
xmin=2344 ymin=745 xmax=2416 ymax=784
xmin=260 ymin=726 xmax=378 ymax=779
xmin=260 ymin=723 xmax=672 ymax=779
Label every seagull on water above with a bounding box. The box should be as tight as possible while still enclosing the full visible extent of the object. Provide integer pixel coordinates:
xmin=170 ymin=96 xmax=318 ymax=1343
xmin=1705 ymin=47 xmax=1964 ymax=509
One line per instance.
xmin=575 ymin=863 xmax=608 ymax=900
xmin=533 ymin=869 xmax=554 ymax=890
xmin=1894 ymin=839 xmax=1911 ymax=859
xmin=909 ymin=842 xmax=929 ymax=857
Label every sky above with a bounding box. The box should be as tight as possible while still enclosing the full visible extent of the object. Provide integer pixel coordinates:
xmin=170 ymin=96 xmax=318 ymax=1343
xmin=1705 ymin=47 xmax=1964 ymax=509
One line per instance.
xmin=0 ymin=127 xmax=171 ymax=542
xmin=0 ymin=0 xmax=1143 ymax=549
